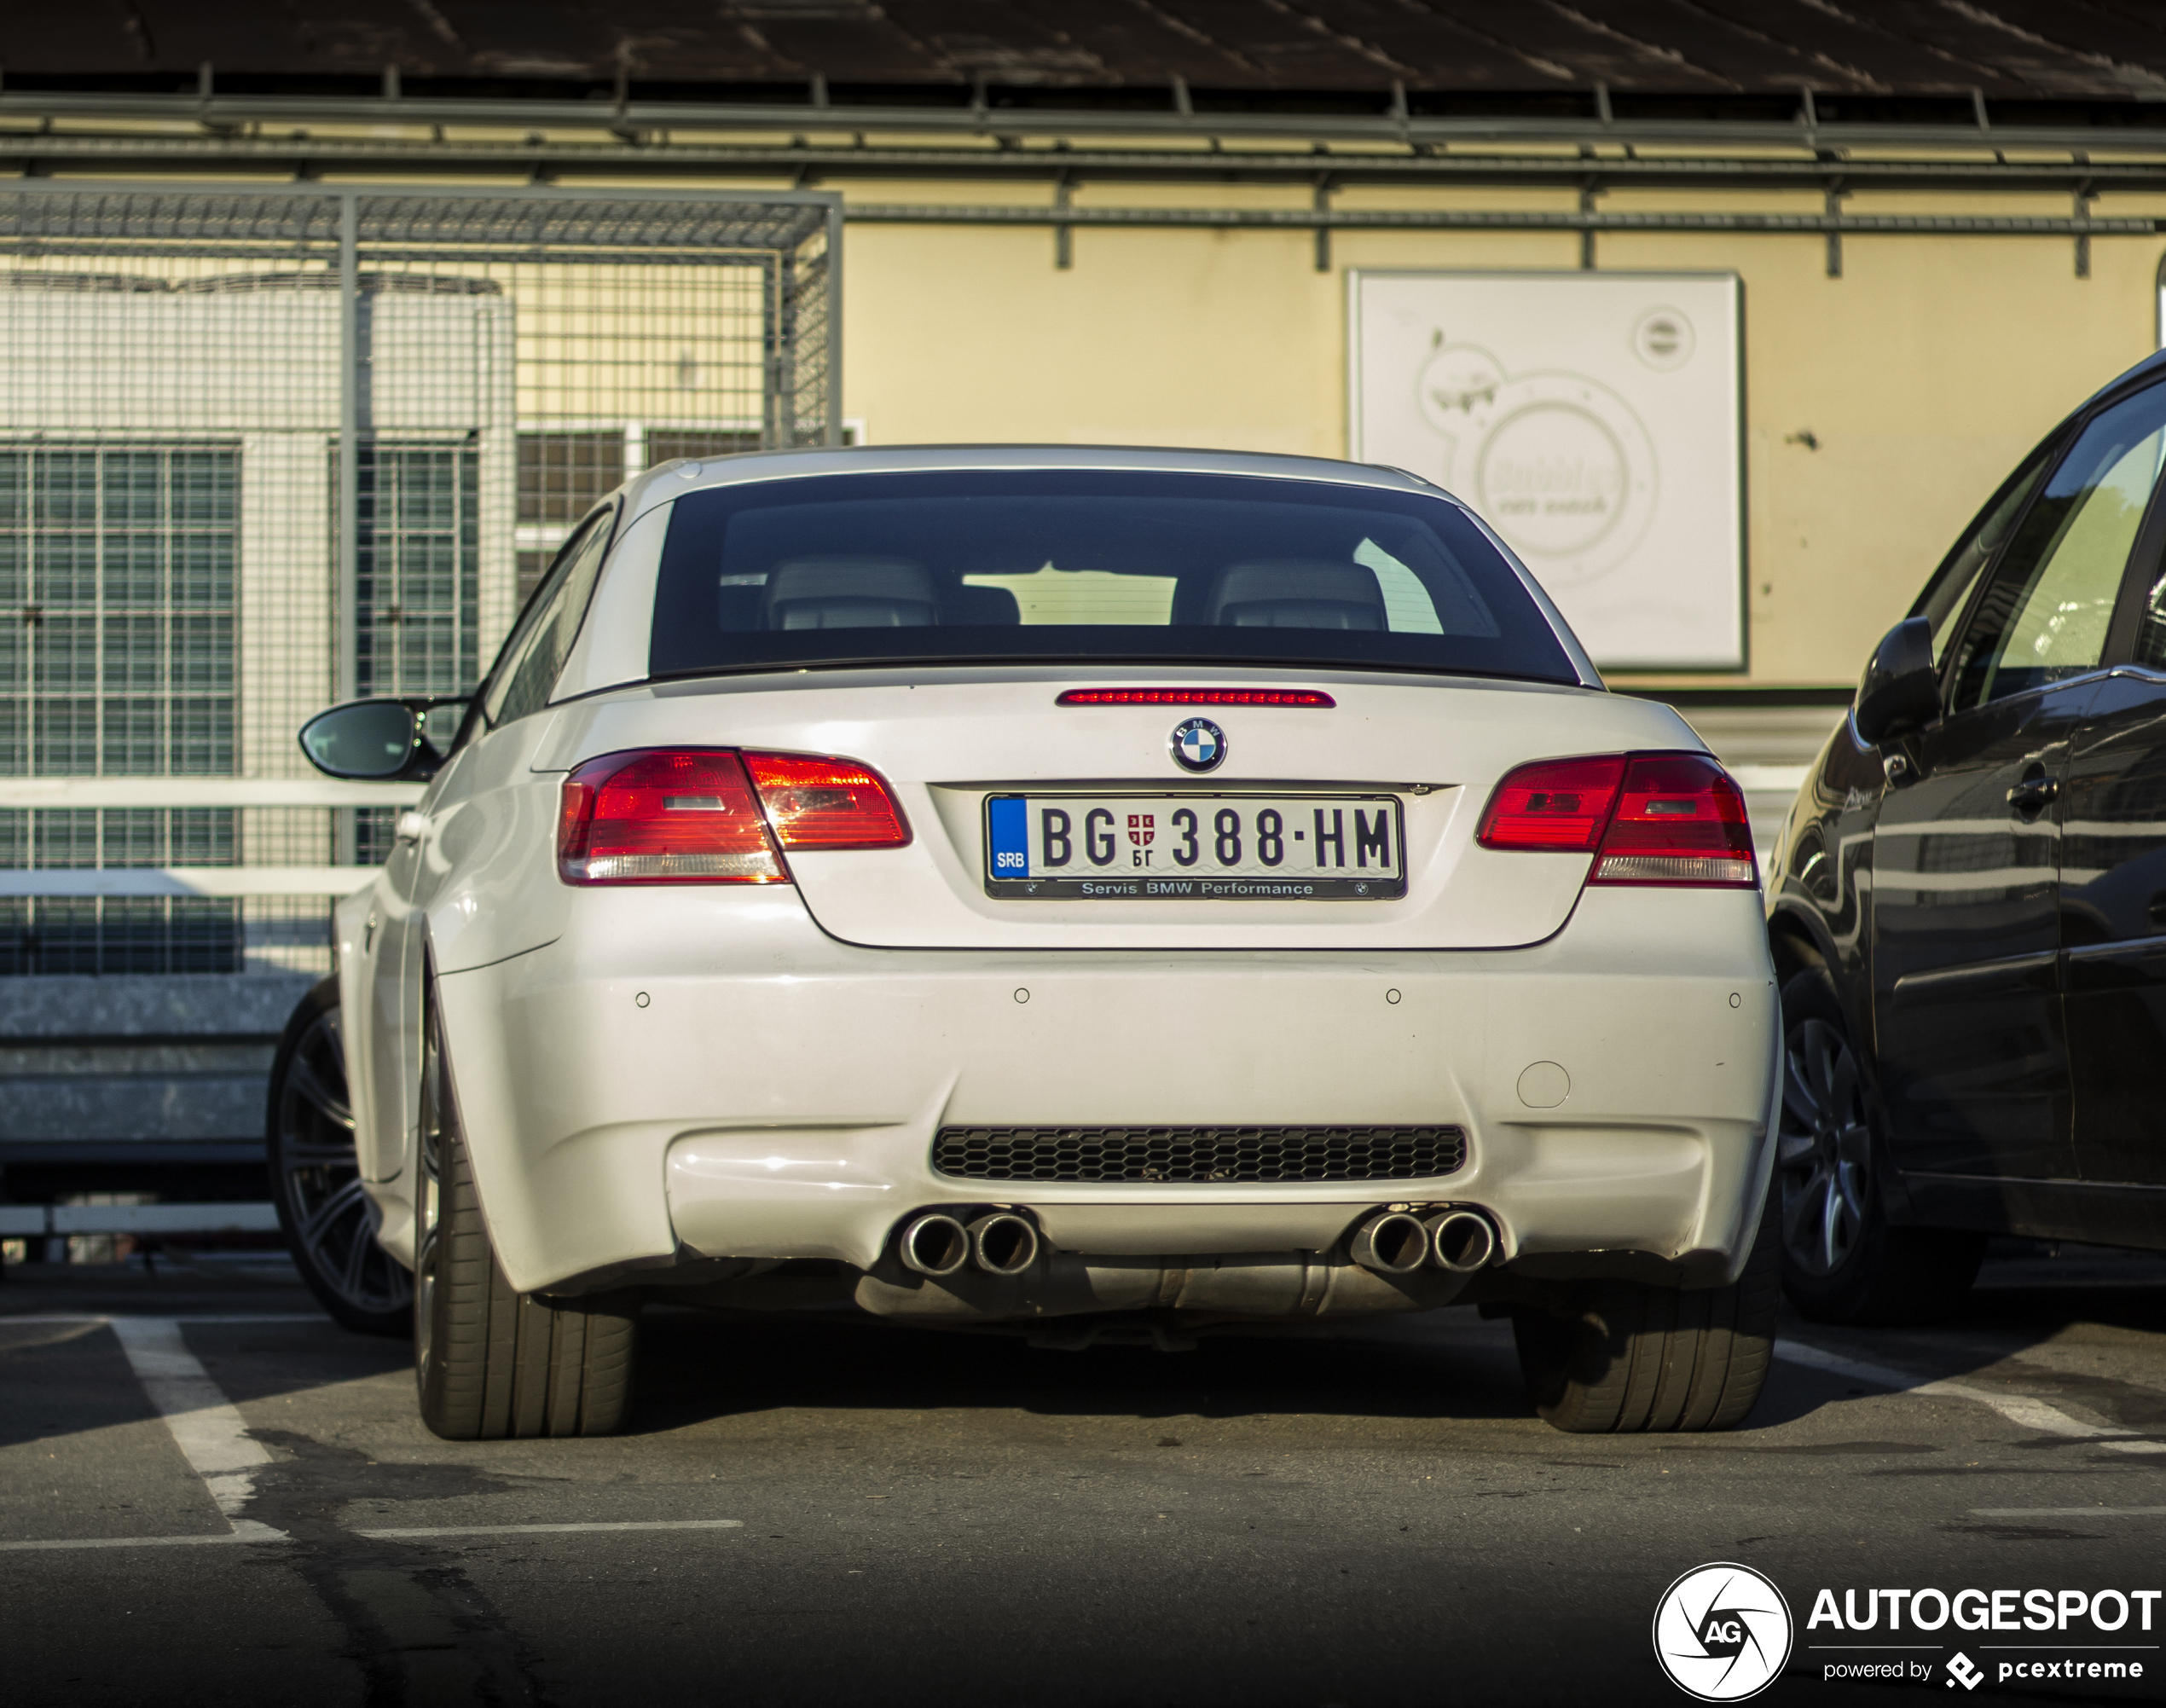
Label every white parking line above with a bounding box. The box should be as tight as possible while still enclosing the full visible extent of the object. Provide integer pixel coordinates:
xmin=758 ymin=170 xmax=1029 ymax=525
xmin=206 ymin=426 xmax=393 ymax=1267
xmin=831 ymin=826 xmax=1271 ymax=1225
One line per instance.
xmin=353 ymin=1521 xmax=747 ymax=1539
xmin=104 ymin=1317 xmax=285 ymax=1542
xmin=3 ymin=1312 xmax=750 ymax=1553
xmin=1777 ymin=1340 xmax=2166 ymax=1453
xmin=0 ymin=1531 xmax=269 ymax=1554
xmin=1972 ymin=1508 xmax=2166 ymax=1518
xmin=1 ymin=1314 xmax=327 ymax=1325
xmin=0 ymin=1520 xmax=749 ymax=1553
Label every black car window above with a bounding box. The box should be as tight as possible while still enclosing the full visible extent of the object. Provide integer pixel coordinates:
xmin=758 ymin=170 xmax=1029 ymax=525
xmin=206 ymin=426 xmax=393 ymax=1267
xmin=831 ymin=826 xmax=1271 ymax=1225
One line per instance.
xmin=482 ymin=507 xmax=616 ymax=728
xmin=2124 ymin=494 xmax=2166 ymax=670
xmin=1911 ymin=442 xmax=2054 ymax=669
xmin=646 ymin=470 xmax=1579 ymax=686
xmin=1947 ymin=385 xmax=2166 ymax=713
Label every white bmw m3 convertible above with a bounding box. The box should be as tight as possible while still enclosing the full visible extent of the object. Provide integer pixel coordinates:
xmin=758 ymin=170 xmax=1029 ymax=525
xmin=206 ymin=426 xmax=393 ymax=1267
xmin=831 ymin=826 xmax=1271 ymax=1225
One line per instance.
xmin=268 ymin=446 xmax=1781 ymax=1439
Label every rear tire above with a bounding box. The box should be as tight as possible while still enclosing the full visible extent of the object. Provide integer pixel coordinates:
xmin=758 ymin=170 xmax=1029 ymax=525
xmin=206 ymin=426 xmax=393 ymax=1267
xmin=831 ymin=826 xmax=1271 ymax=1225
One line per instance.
xmin=1775 ymin=968 xmax=1984 ymax=1325
xmin=1512 ymin=1189 xmax=1780 ymax=1433
xmin=413 ymin=978 xmax=638 ymax=1439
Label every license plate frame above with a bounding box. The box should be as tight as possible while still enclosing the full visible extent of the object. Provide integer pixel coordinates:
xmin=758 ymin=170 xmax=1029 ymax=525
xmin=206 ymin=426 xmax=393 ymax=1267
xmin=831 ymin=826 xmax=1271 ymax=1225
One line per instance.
xmin=982 ymin=793 xmax=1406 ymax=900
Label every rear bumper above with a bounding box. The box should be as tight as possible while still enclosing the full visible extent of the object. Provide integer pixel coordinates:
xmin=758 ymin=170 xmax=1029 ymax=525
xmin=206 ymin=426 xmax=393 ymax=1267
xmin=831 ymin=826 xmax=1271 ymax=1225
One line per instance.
xmin=422 ymin=884 xmax=1780 ymax=1297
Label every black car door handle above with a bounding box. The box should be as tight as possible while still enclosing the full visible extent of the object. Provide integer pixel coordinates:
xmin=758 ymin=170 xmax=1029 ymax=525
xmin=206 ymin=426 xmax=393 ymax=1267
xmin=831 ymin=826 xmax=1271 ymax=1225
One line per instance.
xmin=2007 ymin=776 xmax=2059 ymax=813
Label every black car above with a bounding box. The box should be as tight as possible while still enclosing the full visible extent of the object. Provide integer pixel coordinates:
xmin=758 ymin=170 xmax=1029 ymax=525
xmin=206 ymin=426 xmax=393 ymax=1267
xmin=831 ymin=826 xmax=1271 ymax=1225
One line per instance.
xmin=1768 ymin=347 xmax=2166 ymax=1323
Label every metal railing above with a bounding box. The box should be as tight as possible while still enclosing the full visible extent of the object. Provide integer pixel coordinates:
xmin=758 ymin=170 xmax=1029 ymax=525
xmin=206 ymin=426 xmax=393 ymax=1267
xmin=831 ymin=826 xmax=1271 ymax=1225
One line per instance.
xmin=0 ymin=779 xmax=421 ymax=897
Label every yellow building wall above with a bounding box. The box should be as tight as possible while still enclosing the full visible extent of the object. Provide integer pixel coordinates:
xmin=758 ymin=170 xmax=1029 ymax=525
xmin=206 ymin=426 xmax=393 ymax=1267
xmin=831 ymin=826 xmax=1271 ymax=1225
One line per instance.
xmin=838 ymin=197 xmax=2166 ymax=686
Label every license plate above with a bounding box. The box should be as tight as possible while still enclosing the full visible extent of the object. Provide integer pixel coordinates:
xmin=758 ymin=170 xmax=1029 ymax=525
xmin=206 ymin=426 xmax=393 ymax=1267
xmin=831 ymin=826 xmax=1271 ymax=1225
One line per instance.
xmin=983 ymin=795 xmax=1406 ymax=900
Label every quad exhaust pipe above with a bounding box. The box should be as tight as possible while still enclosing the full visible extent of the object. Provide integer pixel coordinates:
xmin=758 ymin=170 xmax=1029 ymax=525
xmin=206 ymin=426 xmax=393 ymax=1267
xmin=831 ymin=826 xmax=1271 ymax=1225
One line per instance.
xmin=898 ymin=1209 xmax=1040 ymax=1277
xmin=1348 ymin=1210 xmax=1431 ymax=1275
xmin=1351 ymin=1207 xmax=1498 ymax=1276
xmin=1424 ymin=1207 xmax=1497 ymax=1273
xmin=899 ymin=1213 xmax=972 ymax=1277
xmin=902 ymin=1204 xmax=1488 ymax=1286
xmin=968 ymin=1212 xmax=1040 ymax=1277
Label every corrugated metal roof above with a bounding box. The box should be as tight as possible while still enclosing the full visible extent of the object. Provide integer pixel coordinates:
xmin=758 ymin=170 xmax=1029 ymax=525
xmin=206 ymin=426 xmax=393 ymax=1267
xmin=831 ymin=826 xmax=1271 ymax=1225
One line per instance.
xmin=4 ymin=1 xmax=2164 ymax=101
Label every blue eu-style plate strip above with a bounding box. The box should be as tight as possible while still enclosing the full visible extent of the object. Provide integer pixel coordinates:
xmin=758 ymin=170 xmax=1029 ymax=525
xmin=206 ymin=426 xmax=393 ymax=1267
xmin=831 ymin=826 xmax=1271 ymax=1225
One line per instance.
xmin=987 ymin=796 xmax=1030 ymax=877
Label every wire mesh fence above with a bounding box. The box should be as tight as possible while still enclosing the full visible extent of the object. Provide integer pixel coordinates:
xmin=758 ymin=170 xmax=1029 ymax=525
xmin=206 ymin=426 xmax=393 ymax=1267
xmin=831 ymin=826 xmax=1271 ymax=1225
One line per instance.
xmin=0 ymin=184 xmax=840 ymax=977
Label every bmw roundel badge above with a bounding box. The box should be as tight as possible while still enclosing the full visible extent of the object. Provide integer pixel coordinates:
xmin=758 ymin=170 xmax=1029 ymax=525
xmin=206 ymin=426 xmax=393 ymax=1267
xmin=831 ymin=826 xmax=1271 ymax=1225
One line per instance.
xmin=1170 ymin=716 xmax=1227 ymax=773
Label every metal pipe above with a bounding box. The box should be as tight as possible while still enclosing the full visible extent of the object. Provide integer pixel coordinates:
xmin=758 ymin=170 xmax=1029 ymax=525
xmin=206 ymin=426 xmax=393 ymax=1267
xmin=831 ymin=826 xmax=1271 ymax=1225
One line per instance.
xmin=335 ymin=189 xmax=358 ymax=708
xmin=843 ymin=203 xmax=2157 ymax=239
xmin=1426 ymin=1209 xmax=1497 ymax=1274
xmin=968 ymin=1213 xmax=1039 ymax=1277
xmin=3 ymin=87 xmax=2164 ymax=158
xmin=1349 ymin=1210 xmax=1431 ymax=1276
xmin=4 ymin=131 xmax=2160 ymax=198
xmin=898 ymin=1213 xmax=971 ymax=1277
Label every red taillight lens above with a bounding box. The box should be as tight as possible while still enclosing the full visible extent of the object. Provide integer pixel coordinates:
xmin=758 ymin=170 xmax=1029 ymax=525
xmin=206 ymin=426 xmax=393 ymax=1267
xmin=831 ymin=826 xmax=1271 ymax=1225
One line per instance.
xmin=1475 ymin=756 xmax=1626 ymax=852
xmin=1475 ymin=751 xmax=1758 ymax=888
xmin=1055 ymin=688 xmax=1336 ymax=708
xmin=743 ymin=752 xmax=912 ymax=850
xmin=559 ymin=750 xmax=785 ymax=885
xmin=1590 ymin=754 xmax=1757 ymax=888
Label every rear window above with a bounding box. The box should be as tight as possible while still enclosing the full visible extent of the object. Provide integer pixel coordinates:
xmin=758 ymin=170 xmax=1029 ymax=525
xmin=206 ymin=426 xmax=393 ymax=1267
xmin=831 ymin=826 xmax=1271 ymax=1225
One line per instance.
xmin=646 ymin=470 xmax=1578 ymax=684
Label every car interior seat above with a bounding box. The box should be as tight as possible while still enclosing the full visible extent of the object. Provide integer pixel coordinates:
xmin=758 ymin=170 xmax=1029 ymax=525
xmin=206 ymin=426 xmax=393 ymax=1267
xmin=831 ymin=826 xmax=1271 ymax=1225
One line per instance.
xmin=1207 ymin=561 xmax=1386 ymax=630
xmin=763 ymin=558 xmax=938 ymax=629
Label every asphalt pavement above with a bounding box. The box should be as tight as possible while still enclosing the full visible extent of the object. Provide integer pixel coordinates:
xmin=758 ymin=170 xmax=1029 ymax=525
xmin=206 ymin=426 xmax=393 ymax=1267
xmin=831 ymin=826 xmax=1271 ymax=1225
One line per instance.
xmin=3 ymin=1246 xmax=2163 ymax=1707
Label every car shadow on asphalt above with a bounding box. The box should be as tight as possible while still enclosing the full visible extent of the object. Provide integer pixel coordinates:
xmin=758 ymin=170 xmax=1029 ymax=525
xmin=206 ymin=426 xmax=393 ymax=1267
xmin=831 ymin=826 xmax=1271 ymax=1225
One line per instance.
xmin=623 ymin=1251 xmax=2166 ymax=1439
xmin=624 ymin=1303 xmax=1544 ymax=1433
xmin=6 ymin=1249 xmax=2158 ymax=1450
xmin=1781 ymin=1248 xmax=2166 ymax=1363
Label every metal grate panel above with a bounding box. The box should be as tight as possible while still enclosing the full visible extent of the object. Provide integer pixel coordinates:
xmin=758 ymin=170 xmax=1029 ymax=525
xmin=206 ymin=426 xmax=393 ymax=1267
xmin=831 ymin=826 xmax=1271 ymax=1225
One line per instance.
xmin=0 ymin=182 xmax=838 ymax=976
xmin=932 ymin=1125 xmax=1468 ymax=1184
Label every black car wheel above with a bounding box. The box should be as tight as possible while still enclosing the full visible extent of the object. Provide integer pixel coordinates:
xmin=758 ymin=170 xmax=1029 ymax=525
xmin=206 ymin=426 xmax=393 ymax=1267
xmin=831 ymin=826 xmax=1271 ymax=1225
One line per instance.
xmin=1512 ymin=1186 xmax=1781 ymax=1433
xmin=1775 ymin=968 xmax=1983 ymax=1324
xmin=267 ymin=976 xmax=414 ymax=1336
xmin=414 ymin=976 xmax=639 ymax=1439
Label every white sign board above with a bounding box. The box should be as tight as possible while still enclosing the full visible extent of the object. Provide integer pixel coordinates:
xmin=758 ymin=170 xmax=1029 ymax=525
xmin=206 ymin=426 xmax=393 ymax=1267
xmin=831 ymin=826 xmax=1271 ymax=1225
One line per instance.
xmin=1349 ymin=271 xmax=1744 ymax=670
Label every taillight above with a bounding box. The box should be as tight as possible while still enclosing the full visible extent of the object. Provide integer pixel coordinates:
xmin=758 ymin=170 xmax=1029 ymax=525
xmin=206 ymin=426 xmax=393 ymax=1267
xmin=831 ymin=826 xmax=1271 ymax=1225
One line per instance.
xmin=559 ymin=750 xmax=785 ymax=884
xmin=1475 ymin=756 xmax=1625 ymax=852
xmin=1477 ymin=752 xmax=1757 ymax=888
xmin=742 ymin=752 xmax=912 ymax=851
xmin=1590 ymin=754 xmax=1757 ymax=887
xmin=558 ymin=747 xmax=911 ymax=884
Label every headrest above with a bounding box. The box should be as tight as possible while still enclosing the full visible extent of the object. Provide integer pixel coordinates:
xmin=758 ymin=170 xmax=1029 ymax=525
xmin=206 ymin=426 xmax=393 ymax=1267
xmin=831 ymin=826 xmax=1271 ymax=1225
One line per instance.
xmin=1207 ymin=560 xmax=1386 ymax=629
xmin=947 ymin=584 xmax=1022 ymax=626
xmin=764 ymin=557 xmax=936 ymax=630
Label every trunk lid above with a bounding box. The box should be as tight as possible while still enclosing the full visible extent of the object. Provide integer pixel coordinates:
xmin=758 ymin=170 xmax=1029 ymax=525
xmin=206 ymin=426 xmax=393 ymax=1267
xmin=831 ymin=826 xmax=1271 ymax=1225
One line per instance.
xmin=536 ymin=667 xmax=1706 ymax=950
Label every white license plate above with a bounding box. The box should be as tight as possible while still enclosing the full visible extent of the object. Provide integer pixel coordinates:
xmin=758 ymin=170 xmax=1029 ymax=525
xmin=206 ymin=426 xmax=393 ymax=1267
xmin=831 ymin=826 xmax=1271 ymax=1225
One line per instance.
xmin=983 ymin=795 xmax=1405 ymax=900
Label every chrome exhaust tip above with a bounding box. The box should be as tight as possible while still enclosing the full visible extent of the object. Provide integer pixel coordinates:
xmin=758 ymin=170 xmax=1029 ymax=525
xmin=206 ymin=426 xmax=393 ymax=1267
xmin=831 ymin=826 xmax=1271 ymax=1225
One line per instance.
xmin=967 ymin=1212 xmax=1040 ymax=1277
xmin=899 ymin=1213 xmax=971 ymax=1277
xmin=1426 ymin=1208 xmax=1497 ymax=1274
xmin=1350 ymin=1210 xmax=1432 ymax=1276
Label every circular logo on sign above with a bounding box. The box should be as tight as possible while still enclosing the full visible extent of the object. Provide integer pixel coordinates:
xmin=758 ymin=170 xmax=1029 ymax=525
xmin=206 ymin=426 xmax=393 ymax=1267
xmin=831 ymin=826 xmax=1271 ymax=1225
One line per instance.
xmin=1652 ymin=1563 xmax=1792 ymax=1702
xmin=1412 ymin=344 xmax=1659 ymax=591
xmin=1634 ymin=305 xmax=1696 ymax=371
xmin=1170 ymin=717 xmax=1226 ymax=773
xmin=1470 ymin=374 xmax=1656 ymax=588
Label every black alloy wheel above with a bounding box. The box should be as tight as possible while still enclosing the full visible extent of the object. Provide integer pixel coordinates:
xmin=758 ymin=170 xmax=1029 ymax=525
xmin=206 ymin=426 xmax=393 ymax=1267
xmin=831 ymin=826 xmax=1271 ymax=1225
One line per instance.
xmin=267 ymin=976 xmax=414 ymax=1336
xmin=1773 ymin=968 xmax=1983 ymax=1324
xmin=1777 ymin=982 xmax=1872 ymax=1282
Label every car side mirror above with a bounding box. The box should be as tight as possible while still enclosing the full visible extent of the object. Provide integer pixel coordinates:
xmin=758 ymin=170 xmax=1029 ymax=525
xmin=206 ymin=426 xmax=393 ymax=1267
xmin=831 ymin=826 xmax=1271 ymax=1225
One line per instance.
xmin=1851 ymin=617 xmax=1938 ymax=748
xmin=298 ymin=698 xmax=470 ymax=782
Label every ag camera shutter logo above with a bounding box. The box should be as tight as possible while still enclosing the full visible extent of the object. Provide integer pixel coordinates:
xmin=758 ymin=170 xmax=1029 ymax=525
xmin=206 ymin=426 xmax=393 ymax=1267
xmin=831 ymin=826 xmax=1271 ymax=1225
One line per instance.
xmin=1653 ymin=1562 xmax=1793 ymax=1701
